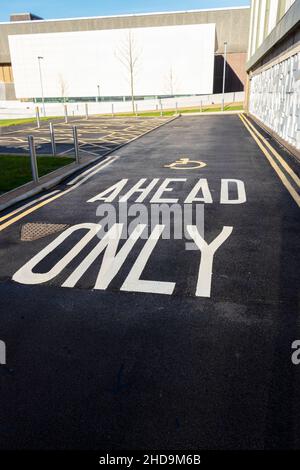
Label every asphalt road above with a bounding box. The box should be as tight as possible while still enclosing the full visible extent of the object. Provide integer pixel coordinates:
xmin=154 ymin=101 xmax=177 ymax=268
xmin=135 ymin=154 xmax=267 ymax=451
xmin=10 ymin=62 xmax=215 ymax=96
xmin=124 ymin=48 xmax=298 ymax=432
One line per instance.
xmin=0 ymin=114 xmax=299 ymax=450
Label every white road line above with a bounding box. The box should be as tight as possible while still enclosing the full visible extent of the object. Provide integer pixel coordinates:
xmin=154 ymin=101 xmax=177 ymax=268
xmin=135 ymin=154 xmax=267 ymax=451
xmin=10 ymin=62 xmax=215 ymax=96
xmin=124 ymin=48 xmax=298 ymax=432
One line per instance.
xmin=78 ymin=148 xmax=102 ymax=157
xmin=0 ymin=155 xmax=119 ymax=230
xmin=57 ymin=148 xmax=74 ymax=156
xmin=67 ymin=156 xmax=118 ymax=185
xmin=0 ymin=190 xmax=60 ymax=223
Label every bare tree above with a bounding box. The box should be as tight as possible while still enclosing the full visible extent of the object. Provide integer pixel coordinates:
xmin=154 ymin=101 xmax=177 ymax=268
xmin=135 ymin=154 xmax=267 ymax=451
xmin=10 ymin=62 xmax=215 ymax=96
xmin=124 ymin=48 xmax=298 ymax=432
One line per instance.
xmin=58 ymin=74 xmax=69 ymax=102
xmin=116 ymin=30 xmax=141 ymax=113
xmin=164 ymin=66 xmax=178 ymax=96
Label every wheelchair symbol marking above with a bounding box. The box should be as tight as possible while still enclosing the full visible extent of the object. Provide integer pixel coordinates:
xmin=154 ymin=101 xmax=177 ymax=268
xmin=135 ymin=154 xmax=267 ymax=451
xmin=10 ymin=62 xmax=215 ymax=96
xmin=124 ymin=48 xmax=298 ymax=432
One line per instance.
xmin=164 ymin=158 xmax=207 ymax=170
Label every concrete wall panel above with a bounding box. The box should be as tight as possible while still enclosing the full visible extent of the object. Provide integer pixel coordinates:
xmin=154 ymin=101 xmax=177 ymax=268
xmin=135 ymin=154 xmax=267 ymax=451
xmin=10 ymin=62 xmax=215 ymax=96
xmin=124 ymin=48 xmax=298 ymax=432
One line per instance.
xmin=249 ymin=50 xmax=300 ymax=149
xmin=0 ymin=8 xmax=250 ymax=64
xmin=8 ymin=24 xmax=215 ymax=99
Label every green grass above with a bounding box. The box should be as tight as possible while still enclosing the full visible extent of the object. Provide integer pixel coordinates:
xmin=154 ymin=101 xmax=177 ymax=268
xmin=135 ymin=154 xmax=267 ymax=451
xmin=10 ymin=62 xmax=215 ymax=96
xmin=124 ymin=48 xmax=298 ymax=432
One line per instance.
xmin=0 ymin=116 xmax=61 ymax=127
xmin=181 ymin=104 xmax=244 ymax=114
xmin=0 ymin=104 xmax=244 ymax=127
xmin=98 ymin=103 xmax=244 ymax=118
xmin=0 ymin=155 xmax=73 ymax=192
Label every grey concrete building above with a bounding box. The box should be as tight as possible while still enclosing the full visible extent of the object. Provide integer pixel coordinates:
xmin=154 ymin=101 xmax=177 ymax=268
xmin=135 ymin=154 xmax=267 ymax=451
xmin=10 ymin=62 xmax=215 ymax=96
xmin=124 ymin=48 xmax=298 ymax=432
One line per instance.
xmin=0 ymin=7 xmax=250 ymax=101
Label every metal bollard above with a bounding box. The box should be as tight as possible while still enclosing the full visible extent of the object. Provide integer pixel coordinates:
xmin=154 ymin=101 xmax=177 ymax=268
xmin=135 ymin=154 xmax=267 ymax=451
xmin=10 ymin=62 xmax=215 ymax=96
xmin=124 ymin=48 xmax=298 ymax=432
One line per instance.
xmin=135 ymin=103 xmax=138 ymax=117
xmin=49 ymin=122 xmax=56 ymax=156
xmin=35 ymin=106 xmax=40 ymax=128
xmin=200 ymin=100 xmax=203 ymax=113
xmin=160 ymin=102 xmax=163 ymax=117
xmin=28 ymin=135 xmax=39 ymax=183
xmin=85 ymin=103 xmax=89 ymax=120
xmin=175 ymin=102 xmax=178 ymax=114
xmin=111 ymin=103 xmax=114 ymax=117
xmin=72 ymin=126 xmax=80 ymax=164
xmin=64 ymin=104 xmax=68 ymax=124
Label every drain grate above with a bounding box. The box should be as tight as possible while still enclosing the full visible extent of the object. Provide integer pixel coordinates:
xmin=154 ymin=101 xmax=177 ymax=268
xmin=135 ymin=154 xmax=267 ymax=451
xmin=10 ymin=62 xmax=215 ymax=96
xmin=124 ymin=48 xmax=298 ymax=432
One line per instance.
xmin=21 ymin=223 xmax=69 ymax=241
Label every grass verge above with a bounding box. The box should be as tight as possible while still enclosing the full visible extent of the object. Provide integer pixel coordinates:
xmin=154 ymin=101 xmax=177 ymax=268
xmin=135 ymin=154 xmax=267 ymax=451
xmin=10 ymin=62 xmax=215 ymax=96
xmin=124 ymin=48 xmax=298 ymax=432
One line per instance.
xmin=0 ymin=104 xmax=243 ymax=126
xmin=0 ymin=155 xmax=73 ymax=193
xmin=0 ymin=116 xmax=61 ymax=127
xmin=97 ymin=103 xmax=244 ymax=118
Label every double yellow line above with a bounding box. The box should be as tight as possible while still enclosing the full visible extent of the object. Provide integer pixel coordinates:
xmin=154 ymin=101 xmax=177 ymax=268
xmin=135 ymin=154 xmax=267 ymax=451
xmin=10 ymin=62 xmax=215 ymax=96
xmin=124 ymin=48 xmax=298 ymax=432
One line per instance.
xmin=0 ymin=190 xmax=67 ymax=232
xmin=239 ymin=113 xmax=300 ymax=208
xmin=0 ymin=155 xmax=117 ymax=232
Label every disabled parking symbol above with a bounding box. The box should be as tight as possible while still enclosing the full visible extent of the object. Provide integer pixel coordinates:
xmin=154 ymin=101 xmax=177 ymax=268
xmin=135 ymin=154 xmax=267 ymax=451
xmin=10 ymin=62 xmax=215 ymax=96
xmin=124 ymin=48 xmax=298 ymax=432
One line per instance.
xmin=164 ymin=157 xmax=207 ymax=170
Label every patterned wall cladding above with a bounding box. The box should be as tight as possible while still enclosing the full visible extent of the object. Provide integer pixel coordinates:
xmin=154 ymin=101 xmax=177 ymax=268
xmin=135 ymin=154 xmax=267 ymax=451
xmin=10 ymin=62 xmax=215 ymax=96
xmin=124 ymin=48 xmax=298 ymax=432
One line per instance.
xmin=249 ymin=52 xmax=300 ymax=150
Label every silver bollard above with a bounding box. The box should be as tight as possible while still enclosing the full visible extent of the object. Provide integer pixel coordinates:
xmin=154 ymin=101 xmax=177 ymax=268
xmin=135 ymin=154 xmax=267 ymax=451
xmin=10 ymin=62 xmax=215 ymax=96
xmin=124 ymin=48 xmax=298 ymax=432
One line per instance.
xmin=175 ymin=102 xmax=178 ymax=114
xmin=28 ymin=135 xmax=39 ymax=183
xmin=35 ymin=106 xmax=40 ymax=128
xmin=49 ymin=122 xmax=56 ymax=156
xmin=111 ymin=103 xmax=114 ymax=117
xmin=135 ymin=103 xmax=138 ymax=117
xmin=160 ymin=102 xmax=163 ymax=117
xmin=64 ymin=104 xmax=68 ymax=124
xmin=200 ymin=100 xmax=203 ymax=112
xmin=85 ymin=103 xmax=89 ymax=120
xmin=72 ymin=126 xmax=80 ymax=164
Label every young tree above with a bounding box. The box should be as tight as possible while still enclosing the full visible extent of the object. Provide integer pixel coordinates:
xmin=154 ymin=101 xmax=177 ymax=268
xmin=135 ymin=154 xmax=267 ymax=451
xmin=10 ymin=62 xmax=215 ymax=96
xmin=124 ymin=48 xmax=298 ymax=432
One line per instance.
xmin=164 ymin=66 xmax=178 ymax=96
xmin=116 ymin=30 xmax=141 ymax=113
xmin=58 ymin=74 xmax=69 ymax=102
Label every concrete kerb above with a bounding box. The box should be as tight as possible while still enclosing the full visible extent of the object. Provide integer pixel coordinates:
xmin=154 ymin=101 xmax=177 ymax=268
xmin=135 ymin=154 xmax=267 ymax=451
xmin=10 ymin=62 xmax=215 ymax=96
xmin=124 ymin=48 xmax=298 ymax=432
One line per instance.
xmin=0 ymin=115 xmax=179 ymax=212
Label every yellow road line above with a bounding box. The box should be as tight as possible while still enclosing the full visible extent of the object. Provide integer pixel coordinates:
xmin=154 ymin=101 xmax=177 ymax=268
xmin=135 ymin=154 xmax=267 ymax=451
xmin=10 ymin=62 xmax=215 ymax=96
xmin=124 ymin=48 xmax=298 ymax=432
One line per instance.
xmin=0 ymin=156 xmax=118 ymax=232
xmin=241 ymin=114 xmax=300 ymax=188
xmin=0 ymin=190 xmax=60 ymax=223
xmin=0 ymin=190 xmax=68 ymax=232
xmin=239 ymin=114 xmax=300 ymax=208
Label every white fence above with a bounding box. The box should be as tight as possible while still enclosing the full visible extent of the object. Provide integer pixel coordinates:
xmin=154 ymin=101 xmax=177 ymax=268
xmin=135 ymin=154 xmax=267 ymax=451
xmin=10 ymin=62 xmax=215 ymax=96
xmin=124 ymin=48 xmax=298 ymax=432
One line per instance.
xmin=0 ymin=91 xmax=244 ymax=120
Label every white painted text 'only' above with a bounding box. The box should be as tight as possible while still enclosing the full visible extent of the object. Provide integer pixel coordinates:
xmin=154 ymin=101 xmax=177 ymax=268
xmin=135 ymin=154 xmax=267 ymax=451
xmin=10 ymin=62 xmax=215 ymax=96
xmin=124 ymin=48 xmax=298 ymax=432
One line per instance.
xmin=13 ymin=223 xmax=233 ymax=298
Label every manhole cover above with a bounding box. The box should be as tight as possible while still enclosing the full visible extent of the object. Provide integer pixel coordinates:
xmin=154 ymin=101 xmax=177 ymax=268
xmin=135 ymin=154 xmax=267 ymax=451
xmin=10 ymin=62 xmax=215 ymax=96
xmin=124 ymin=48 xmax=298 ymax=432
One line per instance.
xmin=21 ymin=223 xmax=69 ymax=241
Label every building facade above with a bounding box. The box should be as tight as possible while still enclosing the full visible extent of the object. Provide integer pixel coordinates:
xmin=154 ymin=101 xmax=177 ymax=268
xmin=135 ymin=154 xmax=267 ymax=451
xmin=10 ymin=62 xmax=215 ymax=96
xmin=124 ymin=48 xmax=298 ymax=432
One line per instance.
xmin=0 ymin=7 xmax=250 ymax=102
xmin=247 ymin=0 xmax=300 ymax=152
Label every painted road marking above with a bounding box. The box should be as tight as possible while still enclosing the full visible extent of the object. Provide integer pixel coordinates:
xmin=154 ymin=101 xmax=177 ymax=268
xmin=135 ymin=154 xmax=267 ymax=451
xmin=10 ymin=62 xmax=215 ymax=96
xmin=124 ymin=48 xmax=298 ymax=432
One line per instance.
xmin=164 ymin=158 xmax=207 ymax=170
xmin=239 ymin=114 xmax=300 ymax=208
xmin=87 ymin=178 xmax=247 ymax=204
xmin=13 ymin=222 xmax=233 ymax=298
xmin=0 ymin=156 xmax=118 ymax=232
xmin=0 ymin=190 xmax=60 ymax=223
xmin=241 ymin=114 xmax=300 ymax=188
xmin=67 ymin=156 xmax=116 ymax=185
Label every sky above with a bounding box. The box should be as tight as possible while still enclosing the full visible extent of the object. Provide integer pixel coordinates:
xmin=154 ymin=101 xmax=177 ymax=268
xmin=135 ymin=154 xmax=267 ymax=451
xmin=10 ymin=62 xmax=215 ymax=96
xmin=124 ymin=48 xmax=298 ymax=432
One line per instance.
xmin=0 ymin=1 xmax=250 ymax=22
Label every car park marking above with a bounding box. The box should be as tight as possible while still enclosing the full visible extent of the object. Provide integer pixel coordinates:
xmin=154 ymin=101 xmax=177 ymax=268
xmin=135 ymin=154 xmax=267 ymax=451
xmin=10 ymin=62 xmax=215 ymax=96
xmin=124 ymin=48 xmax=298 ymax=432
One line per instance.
xmin=164 ymin=158 xmax=207 ymax=170
xmin=241 ymin=114 xmax=300 ymax=188
xmin=12 ymin=222 xmax=233 ymax=299
xmin=67 ymin=156 xmax=117 ymax=185
xmin=0 ymin=116 xmax=171 ymax=157
xmin=239 ymin=114 xmax=300 ymax=208
xmin=0 ymin=156 xmax=118 ymax=231
xmin=0 ymin=190 xmax=60 ymax=223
